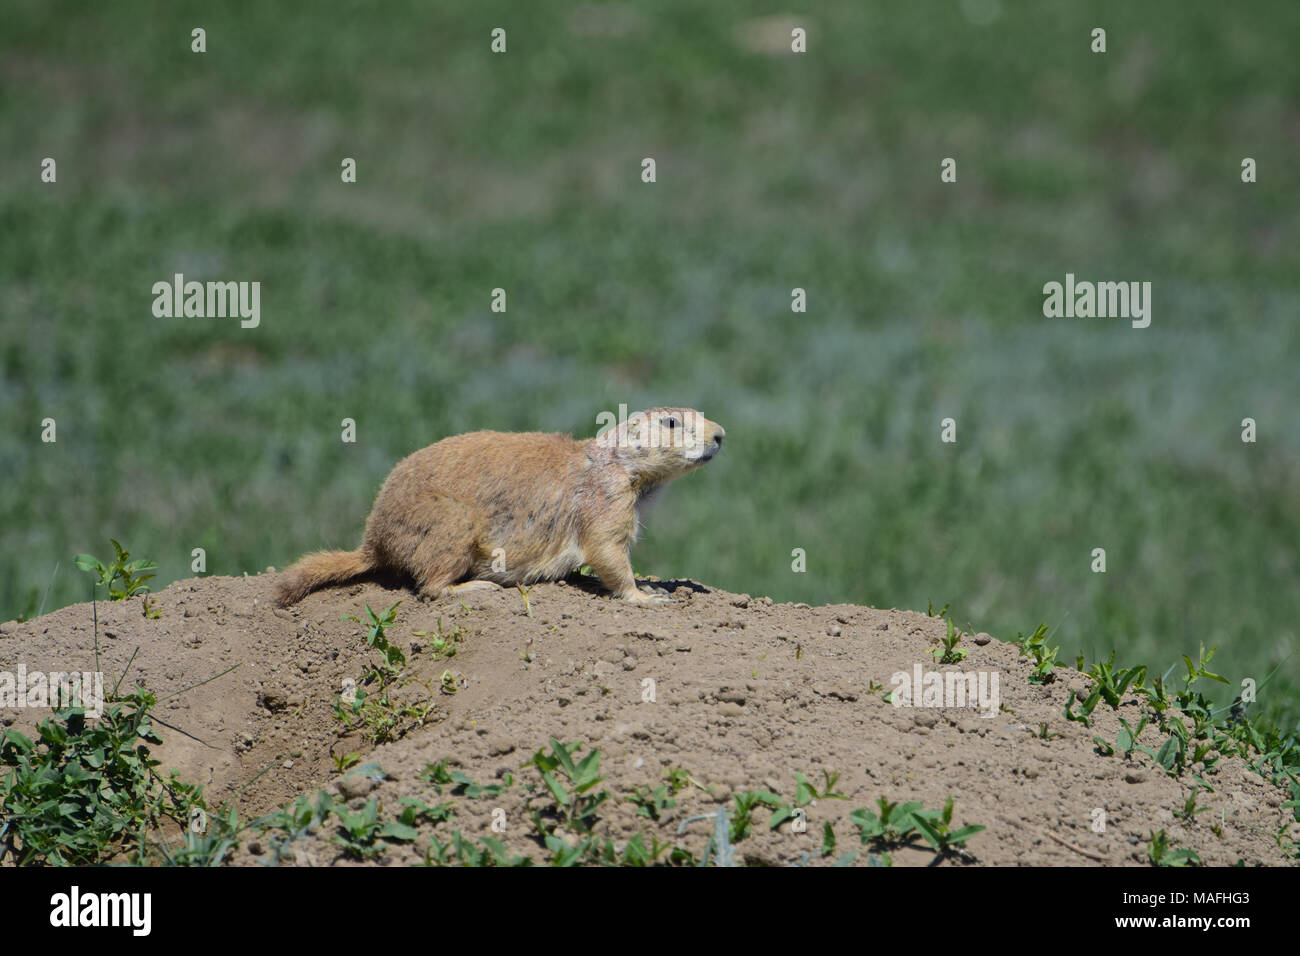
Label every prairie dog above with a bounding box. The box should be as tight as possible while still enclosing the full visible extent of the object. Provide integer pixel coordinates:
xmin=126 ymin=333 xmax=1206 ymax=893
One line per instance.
xmin=273 ymin=407 xmax=724 ymax=607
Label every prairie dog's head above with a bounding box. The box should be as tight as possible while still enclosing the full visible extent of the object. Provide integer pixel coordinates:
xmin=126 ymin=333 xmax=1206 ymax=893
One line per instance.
xmin=596 ymin=406 xmax=725 ymax=486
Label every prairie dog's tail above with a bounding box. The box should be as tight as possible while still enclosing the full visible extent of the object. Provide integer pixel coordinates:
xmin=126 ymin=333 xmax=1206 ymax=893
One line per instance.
xmin=273 ymin=549 xmax=374 ymax=606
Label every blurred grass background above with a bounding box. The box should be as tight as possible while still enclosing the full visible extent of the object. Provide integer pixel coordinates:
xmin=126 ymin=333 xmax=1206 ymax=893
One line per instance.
xmin=2 ymin=1 xmax=1298 ymax=723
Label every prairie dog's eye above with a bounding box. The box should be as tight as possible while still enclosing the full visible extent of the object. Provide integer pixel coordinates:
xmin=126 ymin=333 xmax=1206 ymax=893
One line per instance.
xmin=662 ymin=416 xmax=679 ymax=429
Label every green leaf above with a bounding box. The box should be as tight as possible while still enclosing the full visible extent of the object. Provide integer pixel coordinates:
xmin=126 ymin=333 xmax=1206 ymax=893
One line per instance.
xmin=794 ymin=772 xmax=815 ymax=804
xmin=1 ymin=730 xmax=34 ymax=752
xmin=379 ymin=821 xmax=419 ymax=842
xmin=541 ymin=770 xmax=569 ymax=807
xmin=821 ymin=821 xmax=837 ymax=856
xmin=1155 ymin=737 xmax=1177 ymax=769
xmin=946 ymin=824 xmax=985 ymax=845
xmin=768 ymin=805 xmax=796 ymax=830
xmin=911 ymin=813 xmax=942 ymax=849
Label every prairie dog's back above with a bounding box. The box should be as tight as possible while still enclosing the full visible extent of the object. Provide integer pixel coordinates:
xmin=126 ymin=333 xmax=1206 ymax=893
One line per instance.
xmin=362 ymin=430 xmax=597 ymax=585
xmin=385 ymin=430 xmax=588 ymax=510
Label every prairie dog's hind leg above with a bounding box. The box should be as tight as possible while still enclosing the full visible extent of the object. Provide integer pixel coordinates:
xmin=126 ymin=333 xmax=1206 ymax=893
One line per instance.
xmin=384 ymin=492 xmax=481 ymax=601
xmin=447 ymin=580 xmax=503 ymax=595
xmin=414 ymin=563 xmax=470 ymax=602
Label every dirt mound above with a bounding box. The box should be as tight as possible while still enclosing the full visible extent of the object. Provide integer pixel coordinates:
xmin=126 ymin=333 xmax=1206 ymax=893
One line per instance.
xmin=2 ymin=573 xmax=1294 ymax=866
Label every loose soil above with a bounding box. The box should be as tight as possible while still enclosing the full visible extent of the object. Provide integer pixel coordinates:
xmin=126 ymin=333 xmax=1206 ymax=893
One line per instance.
xmin=2 ymin=573 xmax=1294 ymax=866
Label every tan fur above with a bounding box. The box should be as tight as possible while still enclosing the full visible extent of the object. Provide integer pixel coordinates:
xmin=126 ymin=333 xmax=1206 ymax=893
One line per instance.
xmin=273 ymin=407 xmax=724 ymax=607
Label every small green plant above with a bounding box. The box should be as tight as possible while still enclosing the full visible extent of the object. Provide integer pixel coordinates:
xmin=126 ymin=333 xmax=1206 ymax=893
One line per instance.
xmin=1284 ymin=781 xmax=1300 ymax=825
xmin=161 ymin=802 xmax=242 ymax=866
xmin=931 ymin=616 xmax=967 ymax=664
xmin=425 ymin=831 xmax=531 ymax=867
xmin=335 ymin=602 xmax=437 ymax=744
xmin=1086 ymin=651 xmax=1146 ymax=709
xmin=664 ymin=766 xmax=701 ymax=793
xmin=1190 ymin=738 xmax=1221 ymax=774
xmin=1137 ymin=671 xmax=1174 ymax=723
xmin=1117 ymin=715 xmax=1149 ymax=758
xmin=425 ymin=832 xmax=530 ymax=866
xmin=527 ymin=739 xmax=609 ymax=835
xmin=1136 ymin=729 xmax=1189 ymax=778
xmin=1095 ymin=714 xmax=1149 ymax=758
xmin=1273 ymin=824 xmax=1300 ymax=859
xmin=850 ymin=796 xmax=983 ymax=861
xmin=419 ymin=758 xmax=454 ymax=787
xmin=329 ymin=794 xmax=431 ymax=860
xmin=74 ymin=539 xmax=157 ymax=601
xmin=252 ymin=792 xmax=333 ymax=865
xmin=1176 ymin=789 xmax=1210 ymax=823
xmin=730 ymin=788 xmax=796 ymax=840
xmin=1017 ymin=623 xmax=1059 ymax=684
xmin=1146 ymin=829 xmax=1201 ymax=867
xmin=821 ymin=822 xmax=838 ymax=858
xmin=615 ymin=832 xmax=676 ymax=866
xmin=542 ymin=834 xmax=602 ymax=866
xmin=333 ymin=684 xmax=434 ymax=745
xmin=1180 ymin=645 xmax=1228 ymax=698
xmin=329 ymin=796 xmax=384 ymax=859
xmin=331 ymin=751 xmax=361 ymax=773
xmin=911 ymin=797 xmax=985 ymax=855
xmin=394 ymin=795 xmax=456 ymax=829
xmin=342 ymin=602 xmax=405 ymax=682
xmin=850 ymin=797 xmax=924 ymax=849
xmin=794 ymin=770 xmax=848 ymax=803
xmin=1063 ymin=684 xmax=1102 ymax=728
xmin=420 ymin=760 xmax=511 ymax=799
xmin=414 ymin=616 xmax=463 ymax=659
xmin=628 ymin=784 xmax=676 ymax=821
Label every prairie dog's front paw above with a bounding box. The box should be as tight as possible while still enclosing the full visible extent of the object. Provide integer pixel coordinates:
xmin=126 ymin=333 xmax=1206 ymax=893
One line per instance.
xmin=622 ymin=586 xmax=672 ymax=607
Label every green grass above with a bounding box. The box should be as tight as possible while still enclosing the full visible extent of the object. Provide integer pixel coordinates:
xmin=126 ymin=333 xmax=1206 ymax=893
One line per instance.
xmin=2 ymin=0 xmax=1299 ymax=725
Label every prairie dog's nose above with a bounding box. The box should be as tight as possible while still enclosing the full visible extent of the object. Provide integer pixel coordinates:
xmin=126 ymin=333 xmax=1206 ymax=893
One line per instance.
xmin=712 ymin=427 xmax=725 ymax=445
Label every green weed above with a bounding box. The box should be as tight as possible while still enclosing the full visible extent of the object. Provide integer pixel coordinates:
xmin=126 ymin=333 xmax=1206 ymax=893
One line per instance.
xmin=74 ymin=540 xmax=156 ymax=601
